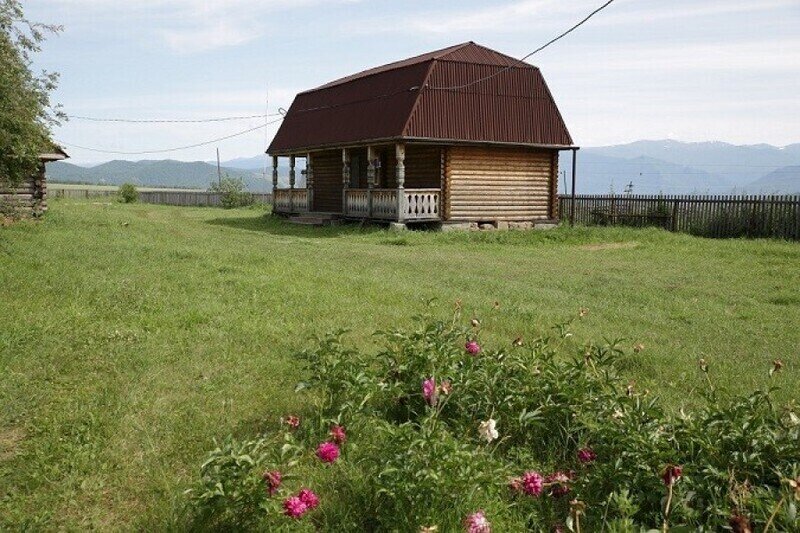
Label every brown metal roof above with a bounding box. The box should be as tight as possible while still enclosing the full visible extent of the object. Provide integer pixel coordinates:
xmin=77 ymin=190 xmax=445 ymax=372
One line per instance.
xmin=268 ymin=42 xmax=573 ymax=154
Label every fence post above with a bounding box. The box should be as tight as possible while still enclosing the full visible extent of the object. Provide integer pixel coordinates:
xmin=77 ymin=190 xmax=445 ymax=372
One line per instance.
xmin=570 ymin=147 xmax=578 ymax=226
xmin=671 ymin=199 xmax=679 ymax=232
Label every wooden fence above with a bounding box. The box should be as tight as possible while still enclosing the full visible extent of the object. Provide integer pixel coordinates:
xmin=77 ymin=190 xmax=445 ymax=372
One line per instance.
xmin=49 ymin=187 xmax=272 ymax=207
xmin=559 ymin=194 xmax=800 ymax=240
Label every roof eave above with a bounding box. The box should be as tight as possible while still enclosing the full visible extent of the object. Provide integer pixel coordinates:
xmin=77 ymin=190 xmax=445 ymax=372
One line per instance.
xmin=267 ymin=136 xmax=577 ymax=156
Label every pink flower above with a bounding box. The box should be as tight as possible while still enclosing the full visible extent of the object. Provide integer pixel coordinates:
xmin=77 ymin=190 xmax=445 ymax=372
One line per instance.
xmin=464 ymin=510 xmax=491 ymax=533
xmin=262 ymin=469 xmax=282 ymax=495
xmin=465 ymin=340 xmax=481 ymax=355
xmin=285 ymin=415 xmax=300 ymax=429
xmin=522 ymin=471 xmax=544 ymax=497
xmin=330 ymin=425 xmax=346 ymax=444
xmin=283 ymin=496 xmax=308 ymax=518
xmin=662 ymin=465 xmax=683 ymax=486
xmin=298 ymin=488 xmax=319 ymax=510
xmin=422 ymin=377 xmax=437 ymax=406
xmin=316 ymin=441 xmax=340 ymax=463
xmin=577 ymin=447 xmax=596 ymax=464
xmin=545 ymin=471 xmax=571 ymax=498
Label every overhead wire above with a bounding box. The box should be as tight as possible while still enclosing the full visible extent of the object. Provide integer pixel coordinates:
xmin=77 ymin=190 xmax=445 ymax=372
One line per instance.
xmin=428 ymin=0 xmax=616 ymax=91
xmin=58 ymin=117 xmax=284 ymax=155
xmin=66 ymin=112 xmax=282 ymax=123
xmin=288 ymin=0 xmax=617 ymax=114
xmin=58 ymin=2 xmax=617 ymax=153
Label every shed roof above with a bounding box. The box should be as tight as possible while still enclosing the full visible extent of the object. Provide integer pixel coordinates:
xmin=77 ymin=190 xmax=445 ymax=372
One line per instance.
xmin=268 ymin=42 xmax=573 ymax=154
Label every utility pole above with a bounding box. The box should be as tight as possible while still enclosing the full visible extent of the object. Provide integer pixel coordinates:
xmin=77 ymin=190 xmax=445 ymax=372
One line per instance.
xmin=216 ymin=147 xmax=222 ymax=186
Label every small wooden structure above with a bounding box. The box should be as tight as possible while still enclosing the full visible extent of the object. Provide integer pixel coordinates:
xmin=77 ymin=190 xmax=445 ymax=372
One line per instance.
xmin=0 ymin=146 xmax=68 ymax=217
xmin=267 ymin=42 xmax=577 ymax=228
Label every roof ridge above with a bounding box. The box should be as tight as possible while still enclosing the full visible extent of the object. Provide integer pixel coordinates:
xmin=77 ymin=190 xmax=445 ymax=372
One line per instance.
xmin=439 ymin=41 xmax=532 ymax=68
xmin=301 ymin=42 xmax=473 ymax=94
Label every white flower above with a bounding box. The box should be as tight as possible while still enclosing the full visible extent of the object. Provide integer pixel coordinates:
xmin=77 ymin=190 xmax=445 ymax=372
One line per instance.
xmin=478 ymin=419 xmax=499 ymax=443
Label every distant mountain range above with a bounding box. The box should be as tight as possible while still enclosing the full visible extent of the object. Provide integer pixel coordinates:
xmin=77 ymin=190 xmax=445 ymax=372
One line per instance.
xmin=46 ymin=159 xmax=288 ymax=192
xmin=47 ymin=140 xmax=800 ymax=195
xmin=559 ymin=140 xmax=800 ymax=194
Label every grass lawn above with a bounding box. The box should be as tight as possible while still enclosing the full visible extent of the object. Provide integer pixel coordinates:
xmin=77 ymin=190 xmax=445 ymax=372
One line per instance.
xmin=1 ymin=199 xmax=798 ymax=530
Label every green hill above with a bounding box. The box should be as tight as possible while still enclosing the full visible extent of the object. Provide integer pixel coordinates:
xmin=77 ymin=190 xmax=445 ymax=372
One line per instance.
xmin=46 ymin=159 xmax=274 ymax=192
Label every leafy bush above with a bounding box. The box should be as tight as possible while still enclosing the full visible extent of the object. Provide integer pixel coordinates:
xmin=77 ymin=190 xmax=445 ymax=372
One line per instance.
xmin=118 ymin=183 xmax=138 ymax=203
xmin=209 ymin=176 xmax=253 ymax=208
xmin=184 ymin=306 xmax=799 ymax=531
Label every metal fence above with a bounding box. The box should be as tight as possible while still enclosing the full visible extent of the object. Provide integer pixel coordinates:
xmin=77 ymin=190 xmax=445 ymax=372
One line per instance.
xmin=49 ymin=187 xmax=272 ymax=207
xmin=559 ymin=194 xmax=800 ymax=240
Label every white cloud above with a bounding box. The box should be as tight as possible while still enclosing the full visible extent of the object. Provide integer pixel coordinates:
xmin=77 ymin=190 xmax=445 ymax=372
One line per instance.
xmin=371 ymin=0 xmax=797 ymax=36
xmin=39 ymin=0 xmax=363 ymax=52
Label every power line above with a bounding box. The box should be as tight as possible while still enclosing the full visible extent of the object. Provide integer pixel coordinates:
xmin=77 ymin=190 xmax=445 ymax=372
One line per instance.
xmin=287 ymin=1 xmax=617 ymax=114
xmin=57 ymin=117 xmax=284 ymax=155
xmin=427 ymin=0 xmax=617 ymax=92
xmin=67 ymin=112 xmax=283 ymax=124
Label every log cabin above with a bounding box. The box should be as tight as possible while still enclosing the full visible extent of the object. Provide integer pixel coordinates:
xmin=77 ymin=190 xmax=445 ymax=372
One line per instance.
xmin=0 ymin=146 xmax=68 ymax=218
xmin=267 ymin=42 xmax=578 ymax=229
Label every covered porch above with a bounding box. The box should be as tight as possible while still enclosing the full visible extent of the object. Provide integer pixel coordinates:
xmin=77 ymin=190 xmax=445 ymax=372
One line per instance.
xmin=271 ymin=142 xmax=441 ymax=223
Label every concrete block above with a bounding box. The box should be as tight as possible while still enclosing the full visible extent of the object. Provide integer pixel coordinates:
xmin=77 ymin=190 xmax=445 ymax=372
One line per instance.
xmin=440 ymin=222 xmax=472 ymax=232
xmin=534 ymin=222 xmax=558 ymax=230
xmin=388 ymin=222 xmax=407 ymax=232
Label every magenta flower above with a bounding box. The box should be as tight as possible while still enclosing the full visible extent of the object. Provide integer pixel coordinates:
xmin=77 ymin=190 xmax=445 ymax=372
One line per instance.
xmin=662 ymin=465 xmax=683 ymax=486
xmin=464 ymin=510 xmax=491 ymax=533
xmin=522 ymin=471 xmax=544 ymax=497
xmin=465 ymin=340 xmax=481 ymax=355
xmin=283 ymin=496 xmax=308 ymax=518
xmin=422 ymin=377 xmax=437 ymax=406
xmin=262 ymin=469 xmax=282 ymax=495
xmin=316 ymin=441 xmax=340 ymax=463
xmin=330 ymin=424 xmax=346 ymax=444
xmin=577 ymin=447 xmax=596 ymax=464
xmin=298 ymin=488 xmax=320 ymax=510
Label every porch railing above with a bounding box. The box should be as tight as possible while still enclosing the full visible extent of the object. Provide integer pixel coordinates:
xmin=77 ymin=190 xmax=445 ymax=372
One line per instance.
xmin=275 ymin=187 xmax=441 ymax=221
xmin=402 ymin=189 xmax=440 ymax=220
xmin=273 ymin=188 xmax=309 ymax=213
xmin=344 ymin=188 xmax=441 ymax=221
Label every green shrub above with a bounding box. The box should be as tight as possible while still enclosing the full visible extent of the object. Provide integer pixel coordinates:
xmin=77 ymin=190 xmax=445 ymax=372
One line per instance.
xmin=184 ymin=307 xmax=800 ymax=531
xmin=118 ymin=183 xmax=138 ymax=203
xmin=209 ymin=176 xmax=254 ymax=208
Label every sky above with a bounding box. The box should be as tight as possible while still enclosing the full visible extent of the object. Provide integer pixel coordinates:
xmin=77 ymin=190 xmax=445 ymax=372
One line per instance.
xmin=23 ymin=0 xmax=800 ymax=164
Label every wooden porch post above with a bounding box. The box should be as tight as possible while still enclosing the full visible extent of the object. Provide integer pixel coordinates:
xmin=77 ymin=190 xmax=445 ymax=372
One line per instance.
xmin=395 ymin=143 xmax=405 ymax=222
xmin=289 ymin=155 xmax=296 ymax=212
xmin=306 ymin=152 xmax=314 ymax=212
xmin=342 ymin=148 xmax=350 ymax=215
xmin=367 ymin=146 xmax=377 ymax=218
xmin=271 ymin=155 xmax=278 ymax=210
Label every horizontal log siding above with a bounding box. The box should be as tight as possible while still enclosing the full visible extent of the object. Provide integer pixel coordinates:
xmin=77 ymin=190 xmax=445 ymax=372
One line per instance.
xmin=311 ymin=149 xmax=343 ymax=213
xmin=405 ymin=145 xmax=442 ymax=188
xmin=445 ymin=146 xmax=555 ymax=221
xmin=371 ymin=144 xmax=440 ymax=189
xmin=0 ymin=167 xmax=46 ymax=215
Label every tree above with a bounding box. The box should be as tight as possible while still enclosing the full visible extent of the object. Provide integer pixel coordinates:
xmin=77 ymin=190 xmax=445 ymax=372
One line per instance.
xmin=0 ymin=0 xmax=62 ymax=187
xmin=209 ymin=176 xmax=254 ymax=208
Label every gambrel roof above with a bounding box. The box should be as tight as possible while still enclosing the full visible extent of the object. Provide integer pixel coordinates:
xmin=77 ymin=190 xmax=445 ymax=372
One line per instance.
xmin=268 ymin=42 xmax=573 ymax=154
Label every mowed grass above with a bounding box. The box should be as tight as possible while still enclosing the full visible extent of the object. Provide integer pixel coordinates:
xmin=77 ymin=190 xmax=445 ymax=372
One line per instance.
xmin=1 ymin=199 xmax=798 ymax=530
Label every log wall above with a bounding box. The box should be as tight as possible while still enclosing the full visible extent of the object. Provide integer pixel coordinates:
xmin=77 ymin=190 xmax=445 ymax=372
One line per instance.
xmin=0 ymin=165 xmax=47 ymax=217
xmin=444 ymin=146 xmax=558 ymax=222
xmin=311 ymin=149 xmax=343 ymax=212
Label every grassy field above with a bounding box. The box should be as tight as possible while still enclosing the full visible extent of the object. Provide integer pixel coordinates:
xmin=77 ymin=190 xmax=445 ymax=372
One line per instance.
xmin=1 ymin=199 xmax=798 ymax=530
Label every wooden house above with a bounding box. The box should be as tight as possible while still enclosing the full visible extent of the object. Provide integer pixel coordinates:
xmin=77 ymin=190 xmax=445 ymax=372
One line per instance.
xmin=267 ymin=42 xmax=577 ymax=228
xmin=0 ymin=146 xmax=68 ymax=217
